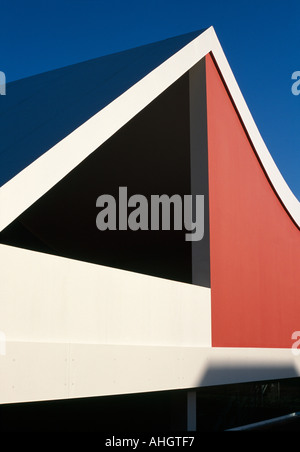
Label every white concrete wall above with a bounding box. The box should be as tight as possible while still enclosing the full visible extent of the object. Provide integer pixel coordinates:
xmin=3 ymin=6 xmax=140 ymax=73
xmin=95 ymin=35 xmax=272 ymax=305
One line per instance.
xmin=0 ymin=243 xmax=211 ymax=403
xmin=0 ymin=244 xmax=211 ymax=347
xmin=1 ymin=244 xmax=300 ymax=405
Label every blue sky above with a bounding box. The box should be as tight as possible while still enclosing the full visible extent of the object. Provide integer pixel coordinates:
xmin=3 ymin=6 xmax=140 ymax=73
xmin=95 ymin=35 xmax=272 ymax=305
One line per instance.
xmin=0 ymin=0 xmax=299 ymax=201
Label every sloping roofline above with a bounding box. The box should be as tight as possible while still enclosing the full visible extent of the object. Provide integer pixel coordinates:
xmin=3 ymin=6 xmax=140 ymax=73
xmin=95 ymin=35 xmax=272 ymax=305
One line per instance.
xmin=0 ymin=26 xmax=299 ymax=231
xmin=0 ymin=29 xmax=205 ymax=187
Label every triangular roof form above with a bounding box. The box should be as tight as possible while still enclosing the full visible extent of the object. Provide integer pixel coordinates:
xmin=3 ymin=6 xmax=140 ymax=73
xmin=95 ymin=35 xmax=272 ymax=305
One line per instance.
xmin=0 ymin=29 xmax=204 ymax=187
xmin=0 ymin=26 xmax=299 ymax=232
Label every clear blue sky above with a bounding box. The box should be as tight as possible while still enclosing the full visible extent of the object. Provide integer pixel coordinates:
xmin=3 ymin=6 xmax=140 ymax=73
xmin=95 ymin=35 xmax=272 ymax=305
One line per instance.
xmin=1 ymin=0 xmax=299 ymax=200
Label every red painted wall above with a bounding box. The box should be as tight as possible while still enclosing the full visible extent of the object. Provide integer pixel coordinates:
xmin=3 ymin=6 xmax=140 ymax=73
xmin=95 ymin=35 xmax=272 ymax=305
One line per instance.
xmin=206 ymin=53 xmax=300 ymax=348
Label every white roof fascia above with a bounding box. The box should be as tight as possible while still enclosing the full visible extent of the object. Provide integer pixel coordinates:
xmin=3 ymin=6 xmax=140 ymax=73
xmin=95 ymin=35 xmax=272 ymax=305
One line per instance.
xmin=208 ymin=27 xmax=300 ymax=228
xmin=0 ymin=26 xmax=299 ymax=231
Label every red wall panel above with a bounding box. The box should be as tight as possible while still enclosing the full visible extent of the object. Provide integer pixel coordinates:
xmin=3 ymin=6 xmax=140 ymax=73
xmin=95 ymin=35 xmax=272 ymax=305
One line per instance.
xmin=206 ymin=53 xmax=300 ymax=348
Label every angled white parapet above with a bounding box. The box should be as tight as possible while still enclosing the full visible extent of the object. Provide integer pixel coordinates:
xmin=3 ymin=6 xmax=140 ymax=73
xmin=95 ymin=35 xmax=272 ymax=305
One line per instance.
xmin=0 ymin=243 xmax=211 ymax=403
xmin=1 ymin=244 xmax=300 ymax=404
xmin=0 ymin=244 xmax=211 ymax=347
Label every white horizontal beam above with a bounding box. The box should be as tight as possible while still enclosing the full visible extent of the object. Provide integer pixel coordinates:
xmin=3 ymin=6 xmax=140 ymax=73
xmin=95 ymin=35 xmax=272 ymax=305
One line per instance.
xmin=1 ymin=342 xmax=299 ymax=404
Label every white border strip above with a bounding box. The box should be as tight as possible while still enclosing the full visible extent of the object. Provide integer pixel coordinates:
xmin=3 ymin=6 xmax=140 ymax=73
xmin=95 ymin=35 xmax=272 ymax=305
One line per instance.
xmin=1 ymin=343 xmax=300 ymax=404
xmin=208 ymin=27 xmax=300 ymax=226
xmin=0 ymin=27 xmax=299 ymax=231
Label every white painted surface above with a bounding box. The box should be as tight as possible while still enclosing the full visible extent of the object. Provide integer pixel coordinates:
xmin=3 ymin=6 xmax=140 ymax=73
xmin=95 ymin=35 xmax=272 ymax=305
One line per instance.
xmin=0 ymin=244 xmax=211 ymax=347
xmin=1 ymin=27 xmax=298 ymax=231
xmin=0 ymin=243 xmax=212 ymax=403
xmin=1 ymin=341 xmax=300 ymax=404
xmin=0 ymin=246 xmax=299 ymax=404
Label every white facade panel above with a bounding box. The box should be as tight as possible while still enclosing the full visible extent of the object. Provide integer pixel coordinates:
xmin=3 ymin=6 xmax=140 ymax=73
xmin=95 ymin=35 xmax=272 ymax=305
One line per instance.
xmin=1 ymin=341 xmax=300 ymax=404
xmin=0 ymin=244 xmax=211 ymax=348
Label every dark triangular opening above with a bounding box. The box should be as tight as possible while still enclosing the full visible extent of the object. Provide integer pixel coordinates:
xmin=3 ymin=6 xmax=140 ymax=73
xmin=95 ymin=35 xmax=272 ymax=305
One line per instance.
xmin=0 ymin=63 xmax=210 ymax=286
